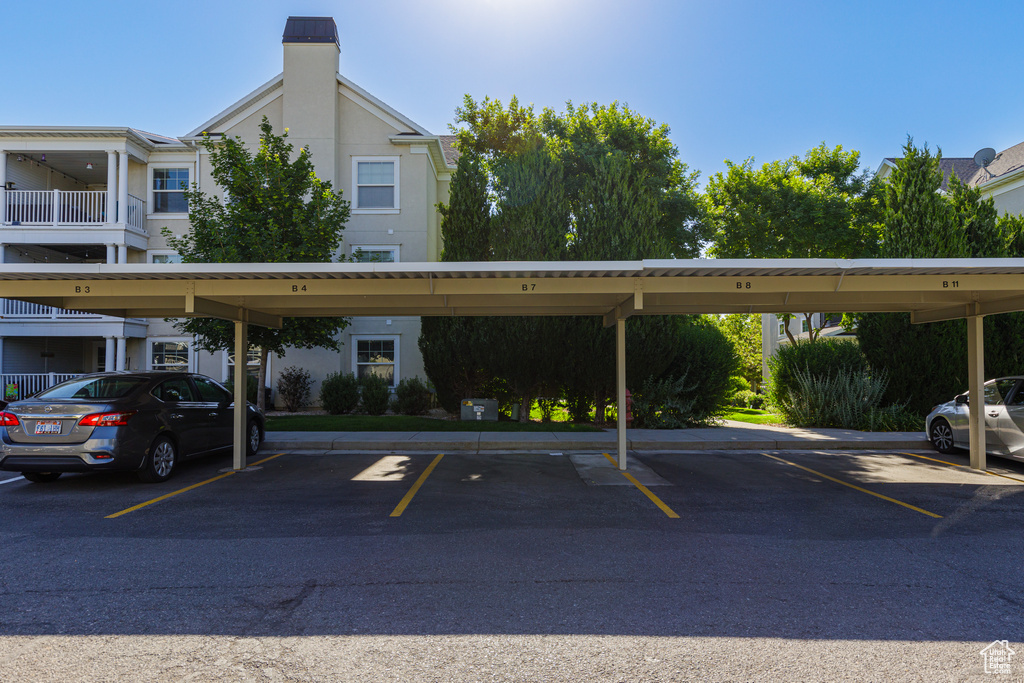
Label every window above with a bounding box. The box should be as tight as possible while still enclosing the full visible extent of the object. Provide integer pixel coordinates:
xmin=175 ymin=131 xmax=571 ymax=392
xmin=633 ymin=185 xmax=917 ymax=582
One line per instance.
xmin=778 ymin=322 xmax=785 ymax=337
xmin=351 ymin=245 xmax=399 ymax=263
xmin=801 ymin=318 xmax=809 ymax=333
xmin=193 ymin=376 xmax=232 ymax=403
xmin=225 ymin=347 xmax=262 ymax=380
xmin=150 ymin=340 xmax=191 ymax=371
xmin=985 ymin=379 xmax=1017 ymax=406
xmin=353 ymin=157 xmax=399 ymax=212
xmin=153 ymin=378 xmax=196 ymax=403
xmin=353 ymin=336 xmax=398 ymax=387
xmin=152 ymin=168 xmax=189 ymax=213
xmin=149 ymin=250 xmax=182 ymax=264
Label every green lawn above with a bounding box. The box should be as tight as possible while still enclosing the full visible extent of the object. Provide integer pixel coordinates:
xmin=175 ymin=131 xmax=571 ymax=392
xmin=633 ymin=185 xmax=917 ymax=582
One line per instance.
xmin=265 ymin=414 xmax=604 ymax=432
xmin=722 ymin=408 xmax=785 ymax=425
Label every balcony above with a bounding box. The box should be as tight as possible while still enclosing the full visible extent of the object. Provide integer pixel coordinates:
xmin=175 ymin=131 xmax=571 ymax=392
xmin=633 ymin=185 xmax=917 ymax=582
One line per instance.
xmin=3 ymin=190 xmax=146 ymax=233
xmin=1 ymin=189 xmax=149 ymax=253
xmin=0 ymin=298 xmax=147 ymax=337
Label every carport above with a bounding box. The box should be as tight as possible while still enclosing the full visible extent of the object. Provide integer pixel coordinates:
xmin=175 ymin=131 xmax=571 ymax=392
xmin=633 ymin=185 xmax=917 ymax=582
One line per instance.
xmin=2 ymin=257 xmax=1024 ymax=472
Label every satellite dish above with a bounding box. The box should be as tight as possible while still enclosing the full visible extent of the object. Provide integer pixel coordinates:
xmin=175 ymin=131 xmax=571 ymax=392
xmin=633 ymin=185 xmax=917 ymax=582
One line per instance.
xmin=974 ymin=147 xmax=997 ymax=167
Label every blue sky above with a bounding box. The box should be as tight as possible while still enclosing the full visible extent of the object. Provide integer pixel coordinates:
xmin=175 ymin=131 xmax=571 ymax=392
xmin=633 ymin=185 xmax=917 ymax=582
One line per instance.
xmin=4 ymin=0 xmax=1022 ymax=185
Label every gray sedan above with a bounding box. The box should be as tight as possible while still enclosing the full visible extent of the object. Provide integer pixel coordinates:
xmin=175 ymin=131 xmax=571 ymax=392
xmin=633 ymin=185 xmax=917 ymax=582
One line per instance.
xmin=0 ymin=372 xmax=263 ymax=483
xmin=925 ymin=376 xmax=1024 ymax=460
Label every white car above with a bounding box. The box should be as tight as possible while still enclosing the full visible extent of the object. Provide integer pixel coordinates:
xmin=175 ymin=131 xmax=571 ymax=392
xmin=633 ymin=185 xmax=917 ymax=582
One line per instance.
xmin=925 ymin=376 xmax=1024 ymax=460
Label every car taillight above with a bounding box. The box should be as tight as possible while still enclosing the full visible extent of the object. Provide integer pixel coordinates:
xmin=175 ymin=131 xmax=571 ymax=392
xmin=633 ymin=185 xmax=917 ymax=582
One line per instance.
xmin=79 ymin=411 xmax=137 ymax=427
xmin=0 ymin=412 xmax=20 ymax=427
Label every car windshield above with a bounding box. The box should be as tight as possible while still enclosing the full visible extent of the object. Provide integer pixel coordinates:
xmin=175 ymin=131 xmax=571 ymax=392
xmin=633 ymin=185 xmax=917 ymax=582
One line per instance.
xmin=34 ymin=377 xmax=148 ymax=400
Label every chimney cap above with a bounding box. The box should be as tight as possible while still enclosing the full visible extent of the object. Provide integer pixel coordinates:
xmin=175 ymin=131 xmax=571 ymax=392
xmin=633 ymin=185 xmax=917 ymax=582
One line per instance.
xmin=283 ymin=16 xmax=339 ymax=46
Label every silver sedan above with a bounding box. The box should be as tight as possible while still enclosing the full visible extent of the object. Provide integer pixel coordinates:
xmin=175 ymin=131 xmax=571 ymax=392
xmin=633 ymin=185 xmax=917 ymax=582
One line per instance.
xmin=925 ymin=376 xmax=1024 ymax=460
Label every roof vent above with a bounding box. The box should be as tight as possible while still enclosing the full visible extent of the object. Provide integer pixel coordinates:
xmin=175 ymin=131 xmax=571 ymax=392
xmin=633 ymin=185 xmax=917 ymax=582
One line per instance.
xmin=282 ymin=16 xmax=339 ymax=46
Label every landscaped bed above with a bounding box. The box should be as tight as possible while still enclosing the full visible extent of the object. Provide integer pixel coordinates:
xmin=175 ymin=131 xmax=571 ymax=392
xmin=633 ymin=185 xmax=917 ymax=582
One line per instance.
xmin=265 ymin=414 xmax=605 ymax=432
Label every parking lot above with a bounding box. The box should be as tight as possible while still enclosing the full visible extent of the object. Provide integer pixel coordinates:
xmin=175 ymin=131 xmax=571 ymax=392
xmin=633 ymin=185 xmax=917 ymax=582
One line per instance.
xmin=1 ymin=447 xmax=1022 ymax=681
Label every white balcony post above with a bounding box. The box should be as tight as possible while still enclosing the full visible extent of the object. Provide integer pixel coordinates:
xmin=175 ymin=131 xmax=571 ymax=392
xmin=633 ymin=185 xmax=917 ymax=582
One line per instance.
xmin=106 ymin=244 xmax=116 ymax=264
xmin=0 ymin=244 xmax=5 ymax=264
xmin=0 ymin=150 xmax=7 ymax=224
xmin=106 ymin=151 xmax=117 ymax=223
xmin=115 ymin=337 xmax=126 ymax=371
xmin=104 ymin=337 xmax=116 ymax=373
xmin=52 ymin=189 xmax=60 ymax=226
xmin=117 ymin=244 xmax=127 ymax=264
xmin=0 ymin=337 xmax=4 ymax=374
xmin=117 ymin=152 xmax=129 ymax=224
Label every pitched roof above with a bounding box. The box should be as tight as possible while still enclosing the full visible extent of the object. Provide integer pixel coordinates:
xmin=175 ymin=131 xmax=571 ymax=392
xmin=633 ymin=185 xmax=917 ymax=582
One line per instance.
xmin=439 ymin=135 xmax=460 ymax=166
xmin=882 ymin=140 xmax=1024 ymax=191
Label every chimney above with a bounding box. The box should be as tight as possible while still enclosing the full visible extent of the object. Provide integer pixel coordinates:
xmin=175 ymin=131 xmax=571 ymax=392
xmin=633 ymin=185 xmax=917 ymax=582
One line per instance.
xmin=281 ymin=17 xmax=340 ymax=181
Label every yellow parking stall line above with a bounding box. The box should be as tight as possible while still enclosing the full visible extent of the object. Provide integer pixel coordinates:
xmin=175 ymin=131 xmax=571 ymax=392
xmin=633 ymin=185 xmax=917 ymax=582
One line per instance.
xmin=106 ymin=471 xmax=236 ymax=518
xmin=390 ymin=453 xmax=444 ymax=518
xmin=602 ymin=452 xmax=680 ymax=519
xmin=899 ymin=452 xmax=1024 ymax=485
xmin=105 ymin=453 xmax=286 ymax=519
xmin=762 ymin=453 xmax=942 ymax=519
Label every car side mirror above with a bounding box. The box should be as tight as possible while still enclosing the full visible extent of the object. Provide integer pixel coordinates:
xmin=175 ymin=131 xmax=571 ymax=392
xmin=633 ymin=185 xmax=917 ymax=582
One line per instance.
xmin=955 ymin=394 xmax=969 ymax=405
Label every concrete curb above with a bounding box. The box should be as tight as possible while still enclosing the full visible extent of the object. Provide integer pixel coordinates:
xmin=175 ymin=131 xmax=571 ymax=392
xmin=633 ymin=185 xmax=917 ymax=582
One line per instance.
xmin=263 ymin=432 xmax=932 ymax=453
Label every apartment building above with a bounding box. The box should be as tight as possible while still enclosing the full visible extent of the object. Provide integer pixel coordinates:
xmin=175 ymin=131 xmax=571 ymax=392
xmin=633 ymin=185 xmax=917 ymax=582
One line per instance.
xmin=0 ymin=16 xmax=456 ymax=403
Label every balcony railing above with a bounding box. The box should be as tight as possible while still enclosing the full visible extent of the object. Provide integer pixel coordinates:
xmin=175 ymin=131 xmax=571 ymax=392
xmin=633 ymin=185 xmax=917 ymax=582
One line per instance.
xmin=2 ymin=299 xmax=100 ymax=319
xmin=2 ymin=373 xmax=83 ymax=402
xmin=3 ymin=190 xmax=146 ymax=233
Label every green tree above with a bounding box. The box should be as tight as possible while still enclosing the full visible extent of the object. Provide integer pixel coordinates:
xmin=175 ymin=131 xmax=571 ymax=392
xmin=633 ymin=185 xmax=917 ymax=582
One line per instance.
xmin=714 ymin=314 xmax=763 ymax=392
xmin=706 ymin=143 xmax=877 ymax=342
xmin=163 ymin=117 xmax=351 ymax=412
xmin=856 ymin=138 xmax=1018 ymax=414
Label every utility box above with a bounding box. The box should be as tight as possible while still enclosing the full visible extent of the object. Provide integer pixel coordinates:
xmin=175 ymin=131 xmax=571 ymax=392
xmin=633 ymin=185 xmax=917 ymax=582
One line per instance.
xmin=460 ymin=398 xmax=499 ymax=421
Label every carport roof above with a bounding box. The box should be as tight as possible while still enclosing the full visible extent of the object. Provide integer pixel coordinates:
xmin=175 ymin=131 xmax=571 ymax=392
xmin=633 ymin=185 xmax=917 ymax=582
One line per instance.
xmin=2 ymin=258 xmax=1024 ymax=329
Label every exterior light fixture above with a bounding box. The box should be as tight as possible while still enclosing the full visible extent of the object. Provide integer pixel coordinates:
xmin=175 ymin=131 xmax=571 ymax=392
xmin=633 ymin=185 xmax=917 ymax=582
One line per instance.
xmin=40 ymin=154 xmax=46 ymax=162
xmin=86 ymin=163 xmax=94 ymax=170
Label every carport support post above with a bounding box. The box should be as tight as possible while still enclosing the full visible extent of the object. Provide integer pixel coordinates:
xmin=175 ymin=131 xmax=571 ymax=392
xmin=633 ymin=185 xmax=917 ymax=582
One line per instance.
xmin=233 ymin=319 xmax=248 ymax=471
xmin=616 ymin=317 xmax=627 ymax=471
xmin=967 ymin=315 xmax=986 ymax=471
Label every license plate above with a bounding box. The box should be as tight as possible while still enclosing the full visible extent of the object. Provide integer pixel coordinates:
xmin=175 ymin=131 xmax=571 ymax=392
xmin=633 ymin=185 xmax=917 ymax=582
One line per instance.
xmin=34 ymin=420 xmax=62 ymax=435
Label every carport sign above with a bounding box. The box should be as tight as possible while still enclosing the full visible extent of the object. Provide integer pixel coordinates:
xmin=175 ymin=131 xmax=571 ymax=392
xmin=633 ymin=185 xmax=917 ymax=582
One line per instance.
xmin=981 ymin=640 xmax=1015 ymax=675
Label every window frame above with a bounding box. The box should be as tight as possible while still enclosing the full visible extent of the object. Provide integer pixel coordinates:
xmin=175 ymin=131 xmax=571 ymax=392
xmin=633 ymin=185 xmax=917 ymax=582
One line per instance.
xmin=147 ymin=337 xmax=195 ymax=372
xmin=148 ymin=250 xmax=182 ymax=264
xmin=351 ymin=156 xmax=400 ymax=214
xmin=148 ymin=164 xmax=192 ymax=217
xmin=221 ymin=347 xmax=266 ymax=384
xmin=351 ymin=335 xmax=400 ymax=388
xmin=350 ymin=244 xmax=401 ymax=263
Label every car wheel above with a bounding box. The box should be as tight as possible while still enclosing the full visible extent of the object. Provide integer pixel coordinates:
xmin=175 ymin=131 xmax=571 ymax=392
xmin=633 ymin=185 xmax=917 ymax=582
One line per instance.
xmin=930 ymin=419 xmax=956 ymax=454
xmin=22 ymin=472 xmax=62 ymax=483
xmin=246 ymin=421 xmax=262 ymax=457
xmin=138 ymin=436 xmax=177 ymax=483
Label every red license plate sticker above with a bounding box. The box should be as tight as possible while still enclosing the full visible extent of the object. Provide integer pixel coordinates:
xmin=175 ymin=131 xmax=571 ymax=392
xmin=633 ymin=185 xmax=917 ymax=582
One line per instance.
xmin=34 ymin=420 xmax=62 ymax=435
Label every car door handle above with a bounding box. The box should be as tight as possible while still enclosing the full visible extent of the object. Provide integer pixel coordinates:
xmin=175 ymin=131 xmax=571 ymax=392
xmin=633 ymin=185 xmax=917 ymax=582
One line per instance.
xmin=170 ymin=413 xmax=184 ymax=419
xmin=988 ymin=412 xmax=1000 ymax=417
xmin=209 ymin=412 xmax=220 ymax=417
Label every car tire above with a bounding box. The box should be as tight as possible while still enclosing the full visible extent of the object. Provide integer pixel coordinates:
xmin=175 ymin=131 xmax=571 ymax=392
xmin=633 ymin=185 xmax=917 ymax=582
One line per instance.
xmin=22 ymin=472 xmax=62 ymax=483
xmin=246 ymin=421 xmax=262 ymax=458
xmin=138 ymin=436 xmax=177 ymax=483
xmin=930 ymin=419 xmax=957 ymax=454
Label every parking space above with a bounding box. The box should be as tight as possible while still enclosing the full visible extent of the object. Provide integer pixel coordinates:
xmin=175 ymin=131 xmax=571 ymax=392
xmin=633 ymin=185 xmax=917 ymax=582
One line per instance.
xmin=2 ymin=447 xmax=1023 ymax=530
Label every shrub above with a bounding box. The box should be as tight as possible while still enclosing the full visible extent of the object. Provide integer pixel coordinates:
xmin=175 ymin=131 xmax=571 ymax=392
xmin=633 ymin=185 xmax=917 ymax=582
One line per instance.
xmin=777 ymin=365 xmax=888 ymax=429
xmin=319 ymin=372 xmax=360 ymax=415
xmin=860 ymin=404 xmax=923 ymax=432
xmin=731 ymin=389 xmax=763 ymax=410
xmin=393 ymin=377 xmax=433 ymax=415
xmin=767 ymin=339 xmax=867 ymax=412
xmin=659 ymin=321 xmax=738 ymax=425
xmin=360 ymin=374 xmax=392 ymax=415
xmin=276 ymin=366 xmax=312 ymax=413
xmin=631 ymin=375 xmax=698 ymax=429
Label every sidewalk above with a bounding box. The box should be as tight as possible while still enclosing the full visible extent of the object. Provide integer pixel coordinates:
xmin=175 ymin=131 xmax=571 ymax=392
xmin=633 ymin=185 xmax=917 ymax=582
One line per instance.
xmin=263 ymin=419 xmax=931 ymax=453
